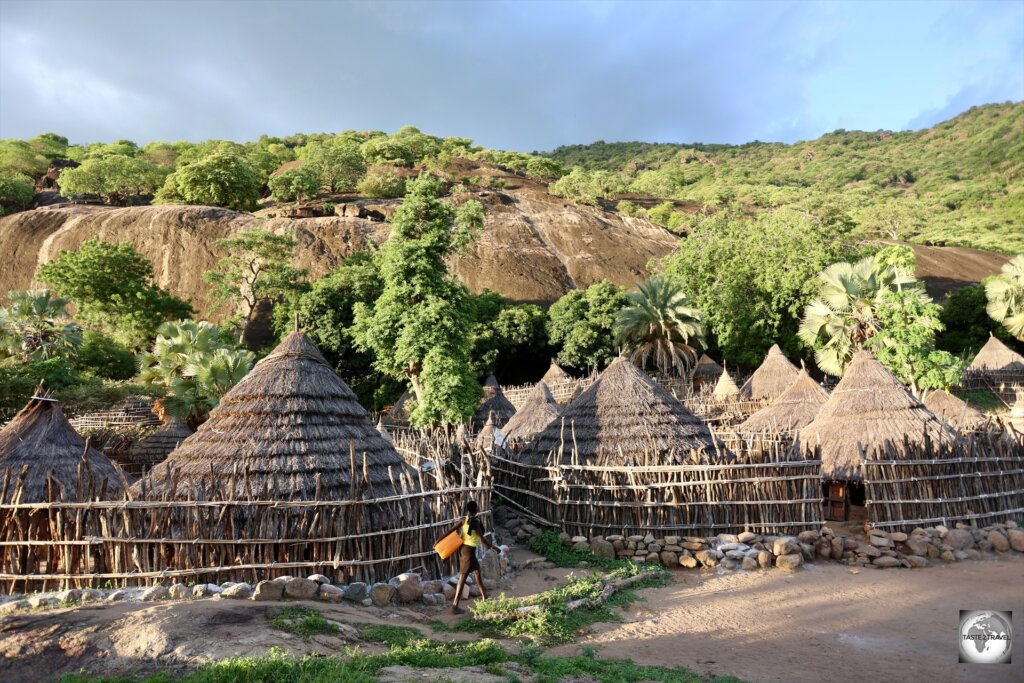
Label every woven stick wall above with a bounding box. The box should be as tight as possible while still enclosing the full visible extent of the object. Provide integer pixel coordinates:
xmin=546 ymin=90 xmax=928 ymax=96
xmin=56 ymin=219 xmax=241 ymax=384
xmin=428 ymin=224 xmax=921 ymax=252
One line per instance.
xmin=0 ymin=445 xmax=491 ymax=593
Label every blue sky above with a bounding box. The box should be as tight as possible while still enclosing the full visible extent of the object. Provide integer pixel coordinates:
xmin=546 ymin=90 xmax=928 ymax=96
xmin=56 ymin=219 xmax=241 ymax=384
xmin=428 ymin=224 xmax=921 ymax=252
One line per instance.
xmin=0 ymin=0 xmax=1021 ymax=150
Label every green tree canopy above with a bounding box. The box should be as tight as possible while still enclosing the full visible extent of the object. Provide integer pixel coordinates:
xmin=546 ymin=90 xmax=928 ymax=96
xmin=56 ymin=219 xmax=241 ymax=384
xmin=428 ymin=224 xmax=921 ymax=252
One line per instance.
xmin=304 ymin=139 xmax=366 ymax=192
xmin=36 ymin=238 xmax=192 ymax=348
xmin=547 ymin=280 xmax=629 ymax=372
xmin=0 ymin=290 xmax=82 ymax=362
xmin=613 ymin=276 xmax=705 ymax=376
xmin=986 ymin=255 xmax=1024 ymax=340
xmin=155 ymin=152 xmax=262 ymax=211
xmin=57 ymin=154 xmax=169 ymax=204
xmin=267 ymin=166 xmax=320 ymax=203
xmin=467 ymin=291 xmax=550 ymax=379
xmin=0 ymin=174 xmax=35 ymax=216
xmin=352 ymin=174 xmax=485 ymax=425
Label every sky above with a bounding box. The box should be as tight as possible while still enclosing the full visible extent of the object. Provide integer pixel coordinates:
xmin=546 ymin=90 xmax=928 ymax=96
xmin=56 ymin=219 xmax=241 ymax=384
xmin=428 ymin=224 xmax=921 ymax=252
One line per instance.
xmin=0 ymin=0 xmax=1022 ymax=151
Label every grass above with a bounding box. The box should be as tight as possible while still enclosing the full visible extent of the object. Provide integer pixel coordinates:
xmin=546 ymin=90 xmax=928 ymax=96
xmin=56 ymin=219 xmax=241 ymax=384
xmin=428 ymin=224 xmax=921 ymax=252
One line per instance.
xmin=358 ymin=624 xmax=422 ymax=647
xmin=958 ymin=389 xmax=1007 ymax=413
xmin=267 ymin=606 xmax=339 ymax=640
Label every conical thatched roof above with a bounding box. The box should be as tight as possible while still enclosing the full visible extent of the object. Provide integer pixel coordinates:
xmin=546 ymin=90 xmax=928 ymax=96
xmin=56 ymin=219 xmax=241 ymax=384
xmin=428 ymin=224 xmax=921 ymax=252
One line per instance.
xmin=135 ymin=332 xmax=415 ymax=500
xmin=0 ymin=397 xmax=125 ymax=502
xmin=501 ymin=381 xmax=562 ymax=443
xmin=691 ymin=354 xmax=724 ymax=388
xmin=1007 ymin=389 xmax=1024 ymax=435
xmin=922 ymin=391 xmax=988 ymax=432
xmin=735 ymin=369 xmax=829 ymax=437
xmin=376 ymin=418 xmax=393 ymax=445
xmin=382 ymin=390 xmax=414 ymax=426
xmin=798 ymin=351 xmax=960 ymax=481
xmin=968 ymin=334 xmax=1024 ymax=374
xmin=541 ymin=361 xmax=571 ymax=384
xmin=712 ymin=368 xmax=740 ymax=400
xmin=739 ymin=344 xmax=800 ymax=402
xmin=474 ymin=375 xmax=516 ymax=429
xmin=474 ymin=412 xmax=503 ymax=450
xmin=129 ymin=416 xmax=193 ymax=467
xmin=520 ymin=357 xmax=715 ymax=466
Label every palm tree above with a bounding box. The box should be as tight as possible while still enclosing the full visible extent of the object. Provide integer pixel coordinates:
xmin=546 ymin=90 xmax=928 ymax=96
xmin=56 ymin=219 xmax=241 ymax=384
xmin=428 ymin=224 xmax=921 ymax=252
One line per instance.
xmin=986 ymin=255 xmax=1024 ymax=340
xmin=798 ymin=255 xmax=924 ymax=376
xmin=0 ymin=290 xmax=82 ymax=361
xmin=614 ymin=277 xmax=705 ymax=376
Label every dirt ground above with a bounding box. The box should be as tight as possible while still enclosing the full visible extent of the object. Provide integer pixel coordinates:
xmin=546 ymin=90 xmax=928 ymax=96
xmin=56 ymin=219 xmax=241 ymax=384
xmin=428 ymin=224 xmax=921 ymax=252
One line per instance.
xmin=1 ymin=554 xmax=1021 ymax=683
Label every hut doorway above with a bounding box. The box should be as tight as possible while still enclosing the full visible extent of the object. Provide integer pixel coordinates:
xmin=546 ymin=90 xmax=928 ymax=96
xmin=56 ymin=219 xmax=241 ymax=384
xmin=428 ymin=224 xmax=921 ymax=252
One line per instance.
xmin=823 ymin=480 xmax=865 ymax=521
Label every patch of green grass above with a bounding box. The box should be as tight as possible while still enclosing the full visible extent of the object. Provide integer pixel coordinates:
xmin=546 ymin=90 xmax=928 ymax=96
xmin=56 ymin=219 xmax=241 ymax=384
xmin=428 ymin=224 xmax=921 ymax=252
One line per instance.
xmin=958 ymin=390 xmax=1006 ymax=413
xmin=358 ymin=623 xmax=422 ymax=647
xmin=266 ymin=605 xmax=339 ymax=640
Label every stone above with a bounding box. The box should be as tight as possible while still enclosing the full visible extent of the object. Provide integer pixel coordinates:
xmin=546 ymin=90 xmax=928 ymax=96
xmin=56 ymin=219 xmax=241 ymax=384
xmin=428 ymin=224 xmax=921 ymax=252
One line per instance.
xmin=856 ymin=544 xmax=881 ymax=558
xmin=940 ymin=549 xmax=957 ymax=562
xmin=284 ymin=577 xmax=319 ymax=600
xmin=0 ymin=600 xmax=28 ymax=615
xmin=140 ymin=585 xmax=169 ymax=602
xmin=905 ymin=537 xmax=930 ymax=556
xmin=663 ymin=544 xmax=682 ymax=552
xmin=271 ymin=575 xmax=292 ymax=583
xmin=906 ymin=555 xmax=929 ymax=568
xmin=717 ymin=542 xmax=749 ymax=553
xmin=193 ymin=583 xmax=222 ymax=596
xmin=772 ymin=537 xmax=799 ymax=556
xmin=27 ymin=595 xmax=56 ymax=608
xmin=953 ymin=550 xmax=969 ymax=561
xmin=628 ymin=535 xmax=645 ymax=543
xmin=678 ymin=554 xmax=698 ymax=568
xmin=222 ymin=583 xmax=253 ymax=599
xmin=815 ymin=540 xmax=832 ymax=559
xmin=843 ymin=538 xmax=859 ymax=551
xmin=776 ymin=553 xmax=803 ymax=570
xmin=738 ymin=531 xmax=757 ymax=544
xmin=571 ymin=541 xmax=590 ymax=552
xmin=345 ymin=582 xmax=370 ymax=602
xmin=55 ymin=589 xmax=81 ymax=604
xmin=988 ymin=530 xmax=1010 ymax=552
xmin=308 ymin=574 xmax=331 ymax=584
xmin=480 ymin=550 xmax=501 ymax=583
xmin=79 ymin=589 xmax=103 ymax=603
xmin=442 ymin=583 xmax=456 ymax=601
xmin=869 ymin=535 xmax=893 ymax=548
xmin=648 ymin=543 xmax=662 ymax=554
xmin=659 ymin=551 xmax=678 ymax=567
xmin=664 ymin=535 xmax=680 ymax=546
xmin=106 ymin=590 xmax=126 ymax=602
xmin=797 ymin=530 xmax=820 ymax=543
xmin=873 ymin=556 xmax=901 ymax=568
xmin=944 ymin=528 xmax=974 ymax=550
xmin=963 ymin=549 xmax=982 ymax=560
xmin=645 ymin=552 xmax=660 ymax=564
xmin=935 ymin=525 xmax=949 ymax=536
xmin=370 ymin=583 xmax=395 ymax=606
xmin=644 ymin=534 xmax=656 ymax=544
xmin=423 ymin=580 xmax=443 ymax=595
xmin=741 ymin=556 xmax=758 ymax=571
xmin=717 ymin=533 xmax=739 ymax=544
xmin=168 ymin=583 xmax=190 ymax=600
xmin=680 ymin=541 xmax=705 ymax=551
xmin=612 ymin=540 xmax=625 ymax=553
xmin=318 ymin=584 xmax=344 ymax=603
xmin=725 ymin=550 xmax=746 ymax=560
xmin=253 ymin=580 xmax=285 ymax=601
xmin=390 ymin=574 xmax=423 ymax=603
xmin=799 ymin=543 xmax=815 ymax=562
xmin=927 ymin=544 xmax=940 ymax=559
xmin=889 ymin=532 xmax=908 ymax=542
xmin=571 ymin=536 xmax=588 ymax=544
xmin=830 ymin=538 xmax=845 ymax=560
xmin=868 ymin=529 xmax=890 ymax=539
xmin=757 ymin=550 xmax=773 ymax=568
xmin=695 ymin=549 xmax=719 ymax=567
xmin=1007 ymin=528 xmax=1024 ymax=553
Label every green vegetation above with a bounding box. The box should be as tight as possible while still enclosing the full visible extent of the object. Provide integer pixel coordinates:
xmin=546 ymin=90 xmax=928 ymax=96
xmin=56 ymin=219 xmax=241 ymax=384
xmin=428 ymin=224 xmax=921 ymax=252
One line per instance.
xmin=156 ymin=152 xmax=262 ymax=211
xmin=303 ymin=138 xmax=365 ymax=193
xmin=267 ymin=166 xmax=319 ymax=203
xmin=36 ymin=238 xmax=193 ymax=349
xmin=0 ymin=173 xmax=36 ymax=215
xmin=0 ymin=290 xmax=81 ymax=362
xmin=614 ymin=276 xmax=705 ymax=377
xmin=266 ymin=606 xmax=340 ymax=640
xmin=547 ymin=102 xmax=1024 ymax=253
xmin=353 ymin=174 xmax=485 ymax=425
xmin=58 ymin=155 xmax=169 ymax=204
xmin=357 ymin=624 xmax=422 ymax=647
xmin=355 ymin=164 xmax=407 ymax=198
xmin=985 ymin=255 xmax=1024 ymax=339
xmin=547 ymin=280 xmax=629 ymax=372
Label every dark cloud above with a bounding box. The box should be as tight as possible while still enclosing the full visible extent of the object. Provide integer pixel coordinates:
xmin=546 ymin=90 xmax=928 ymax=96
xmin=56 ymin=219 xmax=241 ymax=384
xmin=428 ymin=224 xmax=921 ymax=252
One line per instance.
xmin=0 ymin=0 xmax=1021 ymax=149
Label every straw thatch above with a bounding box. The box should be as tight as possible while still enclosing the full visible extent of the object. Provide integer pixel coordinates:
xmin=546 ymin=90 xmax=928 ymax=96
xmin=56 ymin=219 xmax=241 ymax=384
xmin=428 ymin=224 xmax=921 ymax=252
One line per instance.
xmin=500 ymin=380 xmax=562 ymax=443
xmin=541 ymin=360 xmax=571 ymax=384
xmin=135 ymin=332 xmax=415 ymax=500
xmin=1009 ymin=389 xmax=1024 ymax=435
xmin=376 ymin=418 xmax=393 ymax=445
xmin=712 ymin=367 xmax=741 ymax=400
xmin=474 ymin=375 xmax=516 ymax=429
xmin=735 ymin=368 xmax=829 ymax=437
xmin=798 ymin=351 xmax=960 ymax=481
xmin=129 ymin=415 xmax=193 ymax=468
xmin=474 ymin=412 xmax=504 ymax=451
xmin=922 ymin=391 xmax=988 ymax=432
xmin=690 ymin=354 xmax=724 ymax=389
xmin=382 ymin=390 xmax=414 ymax=426
xmin=968 ymin=334 xmax=1024 ymax=374
xmin=739 ymin=344 xmax=800 ymax=402
xmin=520 ymin=357 xmax=715 ymax=466
xmin=0 ymin=397 xmax=125 ymax=503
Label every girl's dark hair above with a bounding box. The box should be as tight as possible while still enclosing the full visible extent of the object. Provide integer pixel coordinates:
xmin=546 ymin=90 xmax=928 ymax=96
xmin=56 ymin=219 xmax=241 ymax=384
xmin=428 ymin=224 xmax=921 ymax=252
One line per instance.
xmin=463 ymin=500 xmax=479 ymax=519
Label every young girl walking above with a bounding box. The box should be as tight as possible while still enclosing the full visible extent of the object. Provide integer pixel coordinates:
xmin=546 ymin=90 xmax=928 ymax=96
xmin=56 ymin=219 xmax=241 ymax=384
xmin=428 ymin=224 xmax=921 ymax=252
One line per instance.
xmin=447 ymin=500 xmax=497 ymax=614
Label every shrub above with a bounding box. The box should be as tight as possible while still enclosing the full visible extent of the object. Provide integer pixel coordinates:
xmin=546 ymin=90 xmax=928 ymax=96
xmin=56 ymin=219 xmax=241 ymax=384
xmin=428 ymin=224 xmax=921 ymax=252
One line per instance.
xmin=0 ymin=174 xmax=35 ymax=215
xmin=75 ymin=331 xmax=137 ymax=380
xmin=356 ymin=165 xmax=407 ymax=198
xmin=267 ymin=167 xmax=319 ymax=203
xmin=156 ymin=152 xmax=262 ymax=211
xmin=57 ymin=155 xmax=168 ymax=204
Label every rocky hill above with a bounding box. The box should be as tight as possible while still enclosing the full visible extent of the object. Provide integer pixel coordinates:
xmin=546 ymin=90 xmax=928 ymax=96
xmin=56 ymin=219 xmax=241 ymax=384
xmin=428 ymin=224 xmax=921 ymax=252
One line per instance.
xmin=0 ymin=163 xmax=676 ymax=318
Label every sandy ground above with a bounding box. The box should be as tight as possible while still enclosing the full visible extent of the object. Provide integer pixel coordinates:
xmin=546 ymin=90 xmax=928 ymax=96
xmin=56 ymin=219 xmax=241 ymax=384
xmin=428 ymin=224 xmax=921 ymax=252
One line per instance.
xmin=2 ymin=554 xmax=1022 ymax=682
xmin=552 ymin=556 xmax=1024 ymax=683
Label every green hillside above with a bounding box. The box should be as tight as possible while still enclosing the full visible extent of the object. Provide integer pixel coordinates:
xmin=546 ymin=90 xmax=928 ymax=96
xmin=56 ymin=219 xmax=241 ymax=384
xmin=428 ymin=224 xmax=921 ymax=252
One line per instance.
xmin=546 ymin=102 xmax=1023 ymax=254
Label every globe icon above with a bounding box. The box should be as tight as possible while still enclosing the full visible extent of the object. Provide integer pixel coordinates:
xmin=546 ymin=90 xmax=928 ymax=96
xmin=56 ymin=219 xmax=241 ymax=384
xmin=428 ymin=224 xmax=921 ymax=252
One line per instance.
xmin=959 ymin=611 xmax=1012 ymax=664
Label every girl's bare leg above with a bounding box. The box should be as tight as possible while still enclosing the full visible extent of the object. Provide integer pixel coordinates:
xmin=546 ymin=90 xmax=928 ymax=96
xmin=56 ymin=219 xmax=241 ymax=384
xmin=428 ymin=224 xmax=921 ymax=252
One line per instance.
xmin=474 ymin=569 xmax=486 ymax=600
xmin=453 ymin=571 xmax=468 ymax=608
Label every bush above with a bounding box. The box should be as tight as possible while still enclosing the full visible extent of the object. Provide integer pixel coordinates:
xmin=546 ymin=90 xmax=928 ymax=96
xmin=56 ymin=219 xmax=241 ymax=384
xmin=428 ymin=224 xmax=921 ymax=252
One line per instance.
xmin=356 ymin=165 xmax=407 ymax=198
xmin=0 ymin=174 xmax=35 ymax=215
xmin=57 ymin=155 xmax=168 ymax=204
xmin=267 ymin=167 xmax=319 ymax=203
xmin=156 ymin=152 xmax=262 ymax=211
xmin=616 ymin=199 xmax=643 ymax=217
xmin=75 ymin=331 xmax=137 ymax=380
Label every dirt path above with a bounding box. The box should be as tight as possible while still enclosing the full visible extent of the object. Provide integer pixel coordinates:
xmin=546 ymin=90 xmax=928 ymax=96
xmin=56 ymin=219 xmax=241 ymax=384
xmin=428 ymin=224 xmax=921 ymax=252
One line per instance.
xmin=552 ymin=556 xmax=1024 ymax=683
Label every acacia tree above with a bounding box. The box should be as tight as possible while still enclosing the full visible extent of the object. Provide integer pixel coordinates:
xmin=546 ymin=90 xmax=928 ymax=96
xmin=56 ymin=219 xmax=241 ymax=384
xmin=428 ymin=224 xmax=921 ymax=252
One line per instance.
xmin=613 ymin=277 xmax=705 ymax=376
xmin=58 ymin=154 xmax=168 ymax=204
xmin=986 ymin=255 xmax=1024 ymax=340
xmin=304 ymin=140 xmax=365 ymax=193
xmin=547 ymin=280 xmax=629 ymax=371
xmin=352 ymin=174 xmax=484 ymax=426
xmin=155 ymin=152 xmax=262 ymax=211
xmin=203 ymin=229 xmax=308 ymax=344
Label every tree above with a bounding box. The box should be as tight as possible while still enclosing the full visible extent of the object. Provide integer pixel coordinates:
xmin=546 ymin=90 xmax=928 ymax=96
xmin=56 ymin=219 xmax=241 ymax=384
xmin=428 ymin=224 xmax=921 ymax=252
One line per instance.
xmin=0 ymin=290 xmax=82 ymax=362
xmin=0 ymin=174 xmax=35 ymax=215
xmin=203 ymin=229 xmax=308 ymax=344
xmin=155 ymin=152 xmax=262 ymax=211
xmin=352 ymin=174 xmax=485 ymax=426
xmin=798 ymin=254 xmax=923 ymax=376
xmin=0 ymin=140 xmax=49 ymax=178
xmin=662 ymin=209 xmax=857 ymax=366
xmin=356 ymin=164 xmax=407 ymax=198
xmin=867 ymin=290 xmax=965 ymax=397
xmin=936 ymin=284 xmax=1013 ymax=356
xmin=359 ymin=136 xmax=417 ymax=167
xmin=138 ymin=320 xmax=254 ymax=424
xmin=57 ymin=155 xmax=169 ymax=204
xmin=36 ymin=238 xmax=192 ymax=348
xmin=467 ymin=291 xmax=550 ymax=378
xmin=614 ymin=277 xmax=705 ymax=376
xmin=304 ymin=140 xmax=365 ymax=192
xmin=985 ymin=255 xmax=1024 ymax=340
xmin=547 ymin=280 xmax=629 ymax=371
xmin=75 ymin=331 xmax=136 ymax=380
xmin=267 ymin=167 xmax=320 ymax=203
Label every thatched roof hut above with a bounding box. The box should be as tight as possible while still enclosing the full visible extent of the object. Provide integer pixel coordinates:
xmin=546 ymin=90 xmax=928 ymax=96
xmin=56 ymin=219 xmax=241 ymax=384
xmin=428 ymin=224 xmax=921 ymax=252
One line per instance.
xmin=382 ymin=389 xmax=414 ymax=426
xmin=127 ymin=415 xmax=193 ymax=473
xmin=735 ymin=369 xmax=828 ymax=437
xmin=376 ymin=418 xmax=393 ymax=445
xmin=135 ymin=332 xmax=415 ymax=500
xmin=474 ymin=413 xmax=503 ymax=451
xmin=922 ymin=391 xmax=988 ymax=432
xmin=968 ymin=334 xmax=1024 ymax=374
xmin=541 ymin=361 xmax=571 ymax=384
xmin=691 ymin=354 xmax=724 ymax=389
xmin=798 ymin=351 xmax=960 ymax=481
xmin=501 ymin=381 xmax=562 ymax=443
xmin=1008 ymin=389 xmax=1024 ymax=436
xmin=0 ymin=397 xmax=125 ymax=502
xmin=520 ymin=357 xmax=715 ymax=466
xmin=474 ymin=375 xmax=516 ymax=429
xmin=712 ymin=367 xmax=741 ymax=400
xmin=739 ymin=344 xmax=800 ymax=402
